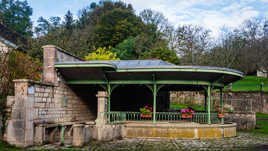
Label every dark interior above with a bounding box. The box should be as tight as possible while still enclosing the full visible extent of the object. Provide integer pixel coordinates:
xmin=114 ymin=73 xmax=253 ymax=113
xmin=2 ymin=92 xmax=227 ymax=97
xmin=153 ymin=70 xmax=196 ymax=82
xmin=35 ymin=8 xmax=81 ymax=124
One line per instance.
xmin=69 ymin=85 xmax=103 ymax=119
xmin=111 ymin=85 xmax=170 ymax=112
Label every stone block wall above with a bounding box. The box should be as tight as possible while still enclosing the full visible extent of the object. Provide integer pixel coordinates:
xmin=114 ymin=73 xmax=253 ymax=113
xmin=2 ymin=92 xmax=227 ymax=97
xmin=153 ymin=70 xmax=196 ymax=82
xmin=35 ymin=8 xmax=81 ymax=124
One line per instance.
xmin=225 ymin=112 xmax=256 ymax=130
xmin=171 ymin=91 xmax=205 ymax=105
xmin=5 ymin=79 xmax=96 ymax=147
xmin=223 ymin=91 xmax=268 ymax=113
xmin=170 ymin=91 xmax=268 ymax=113
xmin=4 ymin=45 xmax=95 ymax=147
xmin=32 ymin=80 xmax=95 ymax=124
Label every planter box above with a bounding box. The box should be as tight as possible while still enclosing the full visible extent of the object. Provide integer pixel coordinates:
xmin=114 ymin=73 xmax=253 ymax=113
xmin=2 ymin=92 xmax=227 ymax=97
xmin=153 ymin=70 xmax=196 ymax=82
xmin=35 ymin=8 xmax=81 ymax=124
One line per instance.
xmin=181 ymin=114 xmax=192 ymax=119
xmin=218 ymin=114 xmax=224 ymax=118
xmin=140 ymin=114 xmax=152 ymax=118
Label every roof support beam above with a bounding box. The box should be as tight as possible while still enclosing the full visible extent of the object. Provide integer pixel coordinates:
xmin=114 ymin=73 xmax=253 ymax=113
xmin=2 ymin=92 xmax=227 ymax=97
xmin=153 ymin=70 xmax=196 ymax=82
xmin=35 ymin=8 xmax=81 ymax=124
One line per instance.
xmin=66 ymin=80 xmax=224 ymax=87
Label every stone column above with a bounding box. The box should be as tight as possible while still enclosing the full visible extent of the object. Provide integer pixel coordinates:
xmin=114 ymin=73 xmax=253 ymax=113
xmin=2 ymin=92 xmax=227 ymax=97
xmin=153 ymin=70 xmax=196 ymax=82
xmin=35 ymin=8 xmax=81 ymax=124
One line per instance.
xmin=95 ymin=91 xmax=108 ymax=125
xmin=42 ymin=45 xmax=58 ymax=84
xmin=94 ymin=91 xmax=109 ymax=141
xmin=72 ymin=124 xmax=84 ymax=147
xmin=7 ymin=80 xmax=34 ymax=147
xmin=34 ymin=124 xmax=45 ymax=145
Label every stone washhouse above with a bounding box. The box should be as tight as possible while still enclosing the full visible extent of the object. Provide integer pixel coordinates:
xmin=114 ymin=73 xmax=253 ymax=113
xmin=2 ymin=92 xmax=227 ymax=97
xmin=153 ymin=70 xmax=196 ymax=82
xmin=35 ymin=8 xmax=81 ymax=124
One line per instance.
xmin=4 ymin=45 xmax=244 ymax=147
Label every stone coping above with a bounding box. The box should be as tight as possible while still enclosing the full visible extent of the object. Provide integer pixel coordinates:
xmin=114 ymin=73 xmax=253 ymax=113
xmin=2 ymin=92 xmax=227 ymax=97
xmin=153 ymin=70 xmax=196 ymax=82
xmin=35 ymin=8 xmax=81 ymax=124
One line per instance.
xmin=34 ymin=121 xmax=96 ymax=127
xmin=123 ymin=122 xmax=236 ymax=129
xmin=42 ymin=45 xmax=83 ymax=61
xmin=13 ymin=79 xmax=56 ymax=86
xmin=225 ymin=111 xmax=256 ymax=114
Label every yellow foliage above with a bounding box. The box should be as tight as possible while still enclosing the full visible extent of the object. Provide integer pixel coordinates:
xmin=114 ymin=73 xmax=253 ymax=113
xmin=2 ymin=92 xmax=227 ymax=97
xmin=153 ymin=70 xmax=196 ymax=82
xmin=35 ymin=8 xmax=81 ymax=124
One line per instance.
xmin=85 ymin=47 xmax=120 ymax=60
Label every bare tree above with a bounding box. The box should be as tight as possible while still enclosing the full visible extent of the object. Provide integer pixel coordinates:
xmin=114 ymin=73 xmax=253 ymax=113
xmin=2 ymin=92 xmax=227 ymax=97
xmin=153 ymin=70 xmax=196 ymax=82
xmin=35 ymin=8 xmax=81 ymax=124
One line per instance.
xmin=0 ymin=46 xmax=12 ymax=97
xmin=175 ymin=25 xmax=211 ymax=65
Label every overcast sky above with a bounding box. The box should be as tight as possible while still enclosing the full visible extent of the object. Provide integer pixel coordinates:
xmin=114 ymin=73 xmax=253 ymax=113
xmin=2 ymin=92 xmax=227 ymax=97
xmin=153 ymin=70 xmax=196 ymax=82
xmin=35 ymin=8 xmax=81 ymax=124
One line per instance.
xmin=27 ymin=0 xmax=268 ymax=37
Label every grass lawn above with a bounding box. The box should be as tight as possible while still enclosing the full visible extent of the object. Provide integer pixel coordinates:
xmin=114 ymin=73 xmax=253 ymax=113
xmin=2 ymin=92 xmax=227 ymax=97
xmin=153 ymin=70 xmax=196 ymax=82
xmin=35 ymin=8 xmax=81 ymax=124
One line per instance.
xmin=170 ymin=102 xmax=205 ymax=111
xmin=225 ymin=76 xmax=268 ymax=92
xmin=244 ymin=121 xmax=268 ymax=134
xmin=242 ymin=112 xmax=268 ymax=134
xmin=256 ymin=112 xmax=268 ymax=118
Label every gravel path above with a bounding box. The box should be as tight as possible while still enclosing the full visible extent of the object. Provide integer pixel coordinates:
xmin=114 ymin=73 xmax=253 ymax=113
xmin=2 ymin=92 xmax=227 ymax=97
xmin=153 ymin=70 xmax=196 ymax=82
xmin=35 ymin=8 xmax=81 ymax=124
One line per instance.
xmin=30 ymin=132 xmax=268 ymax=151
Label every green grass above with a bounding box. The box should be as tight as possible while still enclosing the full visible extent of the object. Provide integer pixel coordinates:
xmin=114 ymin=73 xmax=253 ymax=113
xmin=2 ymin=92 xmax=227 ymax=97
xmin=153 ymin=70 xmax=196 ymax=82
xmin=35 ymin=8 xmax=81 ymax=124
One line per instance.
xmin=244 ymin=121 xmax=268 ymax=134
xmin=242 ymin=112 xmax=268 ymax=134
xmin=225 ymin=76 xmax=268 ymax=92
xmin=170 ymin=102 xmax=205 ymax=111
xmin=256 ymin=112 xmax=268 ymax=118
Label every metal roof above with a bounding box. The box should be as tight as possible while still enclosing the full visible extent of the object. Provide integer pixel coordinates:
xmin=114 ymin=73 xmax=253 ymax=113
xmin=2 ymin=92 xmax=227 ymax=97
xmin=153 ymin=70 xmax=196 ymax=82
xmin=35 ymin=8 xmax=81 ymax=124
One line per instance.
xmin=55 ymin=60 xmax=244 ymax=88
xmin=55 ymin=60 xmax=243 ymax=75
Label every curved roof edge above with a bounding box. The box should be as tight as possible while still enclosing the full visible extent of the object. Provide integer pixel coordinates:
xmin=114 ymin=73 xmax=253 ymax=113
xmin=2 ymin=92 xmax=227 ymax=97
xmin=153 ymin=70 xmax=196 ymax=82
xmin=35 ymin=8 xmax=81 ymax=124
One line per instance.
xmin=54 ymin=62 xmax=117 ymax=70
xmin=55 ymin=60 xmax=244 ymax=78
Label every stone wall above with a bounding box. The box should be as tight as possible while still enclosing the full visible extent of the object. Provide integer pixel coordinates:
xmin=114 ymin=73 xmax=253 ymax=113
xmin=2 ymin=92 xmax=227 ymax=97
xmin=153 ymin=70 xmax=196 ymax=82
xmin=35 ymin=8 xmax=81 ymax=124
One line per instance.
xmin=171 ymin=91 xmax=205 ymax=105
xmin=223 ymin=91 xmax=268 ymax=113
xmin=5 ymin=79 xmax=96 ymax=147
xmin=123 ymin=123 xmax=237 ymax=139
xmin=33 ymin=80 xmax=95 ymax=123
xmin=225 ymin=112 xmax=256 ymax=130
xmin=4 ymin=45 xmax=94 ymax=147
xmin=171 ymin=91 xmax=268 ymax=113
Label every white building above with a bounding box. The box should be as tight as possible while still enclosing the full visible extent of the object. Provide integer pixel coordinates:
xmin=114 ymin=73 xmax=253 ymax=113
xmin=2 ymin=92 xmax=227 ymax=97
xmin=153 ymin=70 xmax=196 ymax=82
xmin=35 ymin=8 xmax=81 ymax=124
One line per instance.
xmin=257 ymin=69 xmax=267 ymax=78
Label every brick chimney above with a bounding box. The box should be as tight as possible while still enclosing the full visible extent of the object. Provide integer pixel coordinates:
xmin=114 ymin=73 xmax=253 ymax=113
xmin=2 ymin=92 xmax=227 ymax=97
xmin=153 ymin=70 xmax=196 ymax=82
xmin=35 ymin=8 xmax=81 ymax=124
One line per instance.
xmin=42 ymin=45 xmax=57 ymax=84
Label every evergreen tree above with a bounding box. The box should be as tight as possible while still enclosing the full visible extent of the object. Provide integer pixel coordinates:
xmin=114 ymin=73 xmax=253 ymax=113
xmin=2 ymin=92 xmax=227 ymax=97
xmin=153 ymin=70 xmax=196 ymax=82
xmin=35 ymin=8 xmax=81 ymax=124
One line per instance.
xmin=0 ymin=0 xmax=33 ymax=36
xmin=64 ymin=10 xmax=74 ymax=31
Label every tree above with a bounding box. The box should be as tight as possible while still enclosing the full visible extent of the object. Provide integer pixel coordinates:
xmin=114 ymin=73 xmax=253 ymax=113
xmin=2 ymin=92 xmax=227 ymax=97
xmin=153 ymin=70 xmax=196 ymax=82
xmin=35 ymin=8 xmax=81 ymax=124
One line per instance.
xmin=91 ymin=9 xmax=144 ymax=48
xmin=142 ymin=46 xmax=180 ymax=65
xmin=204 ymin=18 xmax=268 ymax=74
xmin=77 ymin=1 xmax=133 ymax=28
xmin=85 ymin=47 xmax=119 ymax=60
xmin=139 ymin=9 xmax=168 ymax=40
xmin=0 ymin=0 xmax=33 ymax=36
xmin=64 ymin=10 xmax=74 ymax=31
xmin=0 ymin=49 xmax=41 ymax=97
xmin=175 ymin=25 xmax=211 ymax=65
xmin=35 ymin=16 xmax=62 ymax=36
xmin=112 ymin=37 xmax=137 ymax=60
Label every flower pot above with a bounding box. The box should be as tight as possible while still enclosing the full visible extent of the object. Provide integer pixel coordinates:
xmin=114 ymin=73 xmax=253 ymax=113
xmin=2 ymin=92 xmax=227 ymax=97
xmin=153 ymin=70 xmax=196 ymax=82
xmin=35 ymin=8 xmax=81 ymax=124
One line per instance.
xmin=218 ymin=114 xmax=224 ymax=118
xmin=181 ymin=114 xmax=192 ymax=119
xmin=140 ymin=114 xmax=152 ymax=118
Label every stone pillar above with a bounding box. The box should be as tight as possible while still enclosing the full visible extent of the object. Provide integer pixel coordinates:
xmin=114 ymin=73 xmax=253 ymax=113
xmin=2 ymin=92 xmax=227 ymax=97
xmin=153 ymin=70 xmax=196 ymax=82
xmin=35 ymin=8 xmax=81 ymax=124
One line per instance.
xmin=34 ymin=124 xmax=45 ymax=145
xmin=7 ymin=80 xmax=34 ymax=147
xmin=72 ymin=124 xmax=84 ymax=147
xmin=42 ymin=45 xmax=57 ymax=84
xmin=94 ymin=91 xmax=109 ymax=141
xmin=95 ymin=91 xmax=108 ymax=125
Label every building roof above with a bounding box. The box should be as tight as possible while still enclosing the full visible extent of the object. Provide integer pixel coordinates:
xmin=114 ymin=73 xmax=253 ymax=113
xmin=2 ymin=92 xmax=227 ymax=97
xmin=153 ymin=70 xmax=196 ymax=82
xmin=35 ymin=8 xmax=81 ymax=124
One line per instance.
xmin=55 ymin=60 xmax=244 ymax=90
xmin=56 ymin=60 xmax=243 ymax=75
xmin=0 ymin=23 xmax=27 ymax=50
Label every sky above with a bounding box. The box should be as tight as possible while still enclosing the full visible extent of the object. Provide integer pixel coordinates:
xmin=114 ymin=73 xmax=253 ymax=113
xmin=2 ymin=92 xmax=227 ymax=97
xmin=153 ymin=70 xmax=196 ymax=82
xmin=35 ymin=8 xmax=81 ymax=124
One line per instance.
xmin=27 ymin=0 xmax=268 ymax=37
